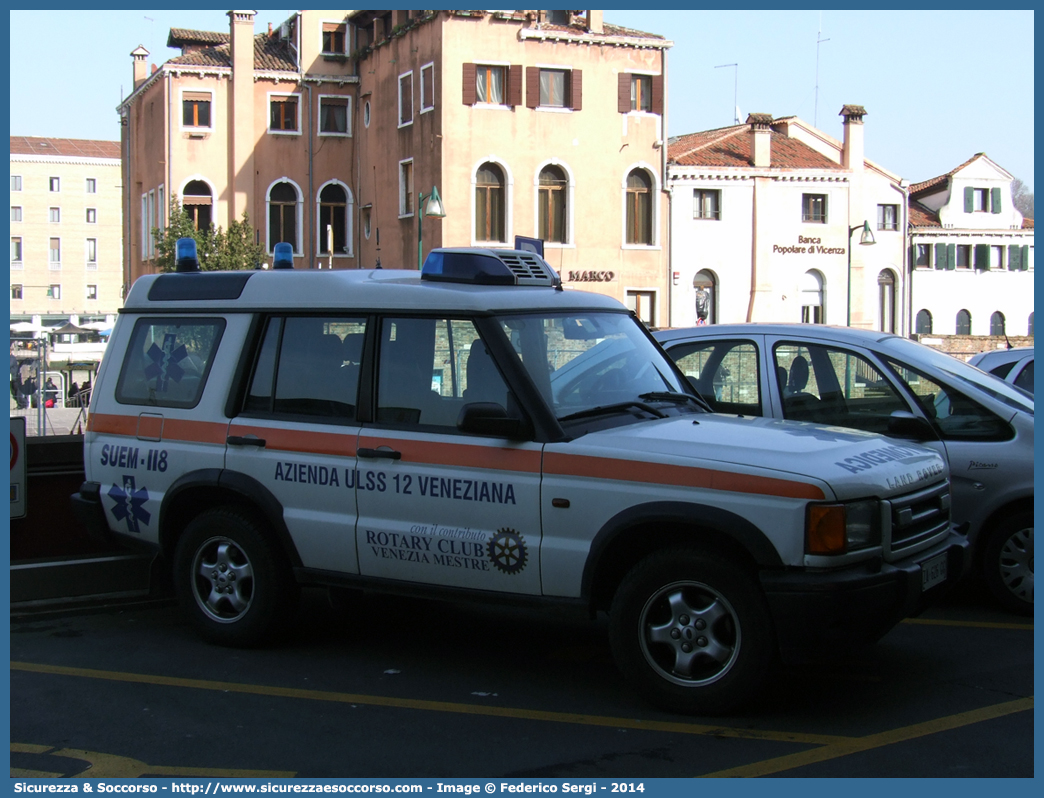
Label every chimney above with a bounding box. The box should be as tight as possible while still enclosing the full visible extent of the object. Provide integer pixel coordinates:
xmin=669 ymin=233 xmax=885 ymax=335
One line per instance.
xmin=130 ymin=45 xmax=150 ymax=90
xmin=747 ymin=113 xmax=773 ymax=168
xmin=587 ymin=10 xmax=604 ymax=33
xmin=228 ymin=10 xmax=257 ymax=224
xmin=840 ymin=104 xmax=866 ymax=171
xmin=268 ymin=22 xmax=273 ymax=37
xmin=151 ymin=63 xmax=158 ymax=74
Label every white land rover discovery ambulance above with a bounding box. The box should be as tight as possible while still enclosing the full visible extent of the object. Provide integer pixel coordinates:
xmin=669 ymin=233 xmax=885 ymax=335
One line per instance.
xmin=74 ymin=243 xmax=969 ymax=714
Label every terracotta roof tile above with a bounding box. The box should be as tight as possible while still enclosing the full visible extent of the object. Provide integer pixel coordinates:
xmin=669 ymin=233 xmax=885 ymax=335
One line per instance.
xmin=9 ymin=136 xmax=120 ymax=159
xmin=909 ymin=153 xmax=986 ymax=198
xmin=668 ymin=124 xmax=842 ymax=170
xmin=167 ymin=28 xmax=229 ymax=48
xmin=908 ymin=200 xmax=941 ymax=228
xmin=167 ymin=31 xmax=296 ymax=71
xmin=1022 ymin=217 xmax=1034 ymax=229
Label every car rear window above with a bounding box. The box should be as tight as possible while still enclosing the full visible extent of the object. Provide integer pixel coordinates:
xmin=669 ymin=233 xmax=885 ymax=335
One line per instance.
xmin=115 ymin=317 xmax=225 ymax=408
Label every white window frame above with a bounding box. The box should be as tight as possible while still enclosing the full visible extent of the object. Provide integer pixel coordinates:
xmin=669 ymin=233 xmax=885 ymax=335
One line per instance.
xmin=267 ymin=92 xmax=302 ymax=136
xmin=398 ymin=70 xmax=414 ymax=128
xmin=85 ymin=177 xmax=97 ymax=194
xmin=420 ymin=62 xmax=435 ymax=114
xmin=49 ymin=176 xmax=60 ymax=192
xmin=11 ymin=284 xmax=23 ymax=300
xmin=364 ymin=100 xmax=371 ymax=128
xmin=48 ymin=237 xmax=61 ymax=269
xmin=48 ymin=284 xmax=61 ymax=300
xmin=11 ymin=175 xmax=22 ymax=191
xmin=474 ymin=62 xmax=512 ymax=110
xmin=470 ymin=156 xmax=515 ymax=247
xmin=398 ymin=158 xmax=415 ymax=218
xmin=627 ymin=69 xmax=658 ymax=116
xmin=180 ymin=87 xmax=215 ymax=132
xmin=620 ymin=162 xmax=661 ymax=250
xmin=11 ymin=206 xmax=22 ymax=222
xmin=11 ymin=236 xmax=23 ymax=268
xmin=86 ymin=238 xmax=98 ymax=268
xmin=317 ymin=94 xmax=352 ymax=138
xmin=141 ymin=194 xmax=148 ymax=261
xmin=147 ymin=189 xmax=156 ymax=257
xmin=86 ymin=284 xmax=98 ymax=300
xmin=534 ymin=64 xmax=574 ymax=113
xmin=533 ymin=158 xmax=576 ymax=249
xmin=86 ymin=207 xmax=97 ymax=224
xmin=319 ymin=19 xmax=347 ymax=55
xmin=265 ymin=177 xmax=305 ymax=256
xmin=49 ymin=206 xmax=61 ymax=224
xmin=315 ymin=178 xmax=355 ymax=258
xmin=625 ymin=288 xmax=659 ymax=327
xmin=158 ymin=184 xmax=165 ymax=229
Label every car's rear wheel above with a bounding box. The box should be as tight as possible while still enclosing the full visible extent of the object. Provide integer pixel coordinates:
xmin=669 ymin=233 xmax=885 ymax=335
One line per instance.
xmin=608 ymin=548 xmax=774 ymax=715
xmin=982 ymin=512 xmax=1033 ymax=616
xmin=174 ymin=507 xmax=299 ymax=646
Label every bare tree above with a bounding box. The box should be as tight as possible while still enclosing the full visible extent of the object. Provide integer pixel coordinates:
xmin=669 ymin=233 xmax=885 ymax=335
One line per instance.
xmin=1011 ymin=178 xmax=1034 ymax=219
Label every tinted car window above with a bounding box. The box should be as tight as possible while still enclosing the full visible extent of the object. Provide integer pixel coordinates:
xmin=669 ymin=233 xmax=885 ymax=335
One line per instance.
xmin=670 ymin=339 xmax=761 ymax=416
xmin=116 ymin=317 xmax=224 ymax=408
xmin=1013 ymin=360 xmax=1033 ymax=394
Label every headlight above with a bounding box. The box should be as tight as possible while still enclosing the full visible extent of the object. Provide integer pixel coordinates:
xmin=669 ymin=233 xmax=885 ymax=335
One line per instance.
xmin=806 ymin=500 xmax=882 ymax=555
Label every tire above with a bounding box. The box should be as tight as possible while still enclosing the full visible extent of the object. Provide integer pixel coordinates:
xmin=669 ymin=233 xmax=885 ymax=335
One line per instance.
xmin=982 ymin=512 xmax=1033 ymax=616
xmin=608 ymin=549 xmax=774 ymax=715
xmin=174 ymin=507 xmax=299 ymax=646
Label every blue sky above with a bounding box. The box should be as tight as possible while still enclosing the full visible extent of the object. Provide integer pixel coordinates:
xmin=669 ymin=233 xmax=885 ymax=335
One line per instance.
xmin=9 ymin=8 xmax=1035 ymax=190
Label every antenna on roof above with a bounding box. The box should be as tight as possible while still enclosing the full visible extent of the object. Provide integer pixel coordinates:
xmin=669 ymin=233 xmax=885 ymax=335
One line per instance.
xmin=814 ymin=15 xmax=830 ymax=128
xmin=714 ymin=63 xmax=739 ymax=124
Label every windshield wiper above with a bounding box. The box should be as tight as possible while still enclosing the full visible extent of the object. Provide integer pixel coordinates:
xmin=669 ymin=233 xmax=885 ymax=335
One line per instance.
xmin=639 ymin=391 xmax=713 ymax=412
xmin=559 ymin=401 xmax=667 ymax=423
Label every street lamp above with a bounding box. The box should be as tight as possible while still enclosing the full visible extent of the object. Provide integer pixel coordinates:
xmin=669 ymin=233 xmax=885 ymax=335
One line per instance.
xmin=417 ymin=185 xmax=446 ymax=269
xmin=846 ymin=220 xmax=876 ymax=327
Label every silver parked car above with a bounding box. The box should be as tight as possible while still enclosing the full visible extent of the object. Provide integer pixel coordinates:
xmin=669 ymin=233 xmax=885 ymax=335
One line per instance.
xmin=968 ymin=347 xmax=1034 ymax=395
xmin=654 ymin=324 xmax=1033 ymax=615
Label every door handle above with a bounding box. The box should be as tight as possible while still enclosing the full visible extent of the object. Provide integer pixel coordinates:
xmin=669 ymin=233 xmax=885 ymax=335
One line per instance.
xmin=357 ymin=447 xmax=402 ymax=460
xmin=227 ymin=435 xmax=267 ymax=448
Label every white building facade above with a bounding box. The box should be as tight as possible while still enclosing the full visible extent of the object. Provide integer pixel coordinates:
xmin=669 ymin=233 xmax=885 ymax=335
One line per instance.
xmin=908 ymin=154 xmax=1034 ymax=337
xmin=666 ymin=106 xmax=908 ymax=332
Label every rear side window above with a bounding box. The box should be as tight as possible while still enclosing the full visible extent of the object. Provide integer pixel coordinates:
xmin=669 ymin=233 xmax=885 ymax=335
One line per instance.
xmin=668 ymin=339 xmax=761 ymax=416
xmin=116 ymin=317 xmax=225 ymax=408
xmin=243 ymin=315 xmax=366 ymax=421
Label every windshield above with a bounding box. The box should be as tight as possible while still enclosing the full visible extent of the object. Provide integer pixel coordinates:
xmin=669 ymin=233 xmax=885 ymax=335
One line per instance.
xmin=883 ymin=337 xmax=1034 ymax=416
xmin=496 ymin=311 xmax=691 ymax=421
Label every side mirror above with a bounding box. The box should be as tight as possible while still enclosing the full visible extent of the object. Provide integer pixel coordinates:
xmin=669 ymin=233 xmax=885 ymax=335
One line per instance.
xmin=457 ymin=402 xmax=527 ymax=439
xmin=887 ymin=410 xmax=937 ymax=441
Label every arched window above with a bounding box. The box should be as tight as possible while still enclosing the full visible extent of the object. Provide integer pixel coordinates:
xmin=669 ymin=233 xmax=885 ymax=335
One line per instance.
xmin=915 ymin=309 xmax=933 ymax=335
xmin=475 ymin=163 xmax=505 ymax=243
xmin=625 ymin=169 xmax=653 ymax=245
xmin=956 ymin=309 xmax=972 ymax=335
xmin=990 ymin=311 xmax=1006 ymax=336
xmin=800 ymin=270 xmax=824 ymax=324
xmin=877 ymin=270 xmax=896 ymax=333
xmin=318 ymin=183 xmax=349 ymax=256
xmin=693 ymin=270 xmax=716 ymax=325
xmin=268 ymin=182 xmax=298 ymax=253
xmin=182 ymin=180 xmax=212 ymax=230
xmin=538 ymin=165 xmax=567 ymax=243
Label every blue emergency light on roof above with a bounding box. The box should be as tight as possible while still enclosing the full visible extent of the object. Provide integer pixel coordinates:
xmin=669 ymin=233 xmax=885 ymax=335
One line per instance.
xmin=175 ymin=237 xmax=200 ymax=272
xmin=272 ymin=242 xmax=295 ymax=270
xmin=421 ymin=248 xmax=559 ymax=287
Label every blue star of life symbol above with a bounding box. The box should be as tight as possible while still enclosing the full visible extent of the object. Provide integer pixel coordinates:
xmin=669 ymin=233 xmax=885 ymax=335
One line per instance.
xmin=144 ymin=333 xmax=187 ymax=393
xmin=108 ymin=475 xmax=151 ymax=534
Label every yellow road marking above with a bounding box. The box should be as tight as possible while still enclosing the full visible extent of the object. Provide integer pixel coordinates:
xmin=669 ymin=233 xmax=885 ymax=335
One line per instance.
xmin=701 ymin=696 xmax=1033 ymax=777
xmin=10 ymin=743 xmax=294 ymax=778
xmin=11 ymin=660 xmax=846 ymax=746
xmin=901 ymin=617 xmax=1033 ymax=630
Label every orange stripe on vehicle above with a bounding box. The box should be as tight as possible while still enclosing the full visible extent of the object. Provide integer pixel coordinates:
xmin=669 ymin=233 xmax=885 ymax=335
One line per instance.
xmin=543 ymin=452 xmax=825 ymax=500
xmin=89 ymin=413 xmax=228 ymax=446
xmin=358 ymin=435 xmax=542 ymax=474
xmin=229 ymin=423 xmax=356 ymax=457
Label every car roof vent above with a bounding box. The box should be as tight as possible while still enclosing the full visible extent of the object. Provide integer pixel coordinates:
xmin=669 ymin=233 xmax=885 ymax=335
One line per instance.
xmin=421 ymin=248 xmax=559 ymax=287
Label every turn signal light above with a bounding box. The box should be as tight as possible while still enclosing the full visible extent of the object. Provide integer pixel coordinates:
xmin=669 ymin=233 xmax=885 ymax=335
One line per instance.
xmin=807 ymin=504 xmax=847 ymax=554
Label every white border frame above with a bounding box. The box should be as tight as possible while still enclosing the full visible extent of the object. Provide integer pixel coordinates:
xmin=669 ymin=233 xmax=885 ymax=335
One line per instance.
xmin=318 ymin=93 xmax=352 ymax=138
xmin=267 ymin=92 xmax=303 ymax=136
xmin=420 ymin=62 xmax=435 ymax=114
xmin=265 ymin=177 xmax=305 ymax=255
xmin=315 ymin=178 xmax=355 ymax=258
xmin=620 ymin=162 xmax=662 ymax=250
xmin=398 ymin=158 xmax=415 ymax=219
xmin=398 ymin=71 xmax=414 ymax=129
xmin=470 ymin=156 xmax=514 ymax=247
xmin=178 ymin=87 xmax=215 ymax=133
xmin=533 ymin=159 xmax=575 ymax=248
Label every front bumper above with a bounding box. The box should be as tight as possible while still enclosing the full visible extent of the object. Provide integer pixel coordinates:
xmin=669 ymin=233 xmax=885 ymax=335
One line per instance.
xmin=760 ymin=530 xmax=971 ymax=663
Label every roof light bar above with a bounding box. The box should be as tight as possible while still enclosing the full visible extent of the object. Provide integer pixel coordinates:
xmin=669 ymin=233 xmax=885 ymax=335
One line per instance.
xmin=421 ymin=248 xmax=558 ymax=287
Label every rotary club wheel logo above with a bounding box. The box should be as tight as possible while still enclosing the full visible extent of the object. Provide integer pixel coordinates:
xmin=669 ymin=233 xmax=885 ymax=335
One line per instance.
xmin=487 ymin=528 xmax=527 ymax=575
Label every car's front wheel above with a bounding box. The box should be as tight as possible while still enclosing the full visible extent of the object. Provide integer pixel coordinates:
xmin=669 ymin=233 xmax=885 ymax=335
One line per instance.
xmin=982 ymin=512 xmax=1033 ymax=616
xmin=174 ymin=507 xmax=299 ymax=646
xmin=608 ymin=549 xmax=774 ymax=715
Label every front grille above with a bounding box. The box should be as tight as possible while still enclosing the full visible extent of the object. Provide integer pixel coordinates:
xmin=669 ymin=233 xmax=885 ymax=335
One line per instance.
xmin=884 ymin=480 xmax=951 ymax=559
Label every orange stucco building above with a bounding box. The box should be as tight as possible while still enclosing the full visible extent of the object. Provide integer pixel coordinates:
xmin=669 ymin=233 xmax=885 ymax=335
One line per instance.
xmin=118 ymin=10 xmax=673 ymax=324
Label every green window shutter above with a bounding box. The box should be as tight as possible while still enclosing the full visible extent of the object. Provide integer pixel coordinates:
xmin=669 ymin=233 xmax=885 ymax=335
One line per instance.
xmin=974 ymin=243 xmax=990 ymax=270
xmin=946 ymin=243 xmax=956 ymax=270
xmin=1008 ymin=244 xmax=1021 ymax=271
xmin=991 ymin=187 xmax=1002 ymax=213
xmin=964 ymin=186 xmax=974 ymax=213
xmin=1021 ymin=245 xmax=1030 ymax=271
xmin=934 ymin=242 xmax=947 ymax=270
